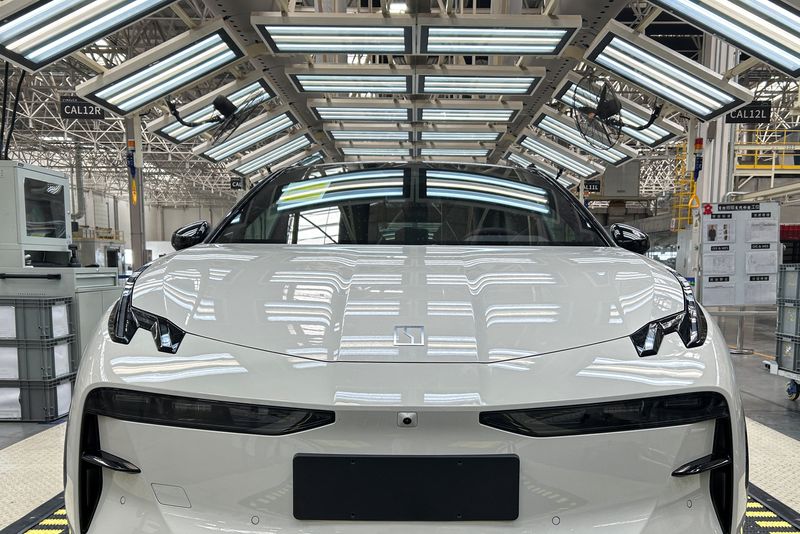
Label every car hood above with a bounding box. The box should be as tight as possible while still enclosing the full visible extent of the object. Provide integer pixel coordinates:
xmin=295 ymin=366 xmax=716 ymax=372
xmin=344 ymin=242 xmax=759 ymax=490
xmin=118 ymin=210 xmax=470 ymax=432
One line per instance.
xmin=132 ymin=244 xmax=685 ymax=363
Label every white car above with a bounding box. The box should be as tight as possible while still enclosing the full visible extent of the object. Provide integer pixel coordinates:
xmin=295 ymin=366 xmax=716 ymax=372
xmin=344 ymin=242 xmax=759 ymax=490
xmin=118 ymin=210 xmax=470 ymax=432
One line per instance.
xmin=65 ymin=162 xmax=747 ymax=533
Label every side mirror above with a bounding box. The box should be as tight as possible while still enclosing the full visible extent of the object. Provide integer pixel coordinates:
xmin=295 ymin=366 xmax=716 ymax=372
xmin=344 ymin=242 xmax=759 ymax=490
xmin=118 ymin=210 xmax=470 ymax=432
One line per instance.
xmin=609 ymin=223 xmax=650 ymax=255
xmin=172 ymin=220 xmax=210 ymax=251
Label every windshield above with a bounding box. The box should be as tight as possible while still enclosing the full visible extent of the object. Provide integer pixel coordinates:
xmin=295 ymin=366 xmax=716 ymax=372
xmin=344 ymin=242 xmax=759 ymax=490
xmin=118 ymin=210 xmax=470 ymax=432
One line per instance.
xmin=211 ymin=163 xmax=609 ymax=247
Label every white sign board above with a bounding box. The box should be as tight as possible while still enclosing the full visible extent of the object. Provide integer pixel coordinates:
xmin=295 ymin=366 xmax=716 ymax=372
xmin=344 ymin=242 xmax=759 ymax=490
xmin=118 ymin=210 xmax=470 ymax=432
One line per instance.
xmin=699 ymin=202 xmax=780 ymax=306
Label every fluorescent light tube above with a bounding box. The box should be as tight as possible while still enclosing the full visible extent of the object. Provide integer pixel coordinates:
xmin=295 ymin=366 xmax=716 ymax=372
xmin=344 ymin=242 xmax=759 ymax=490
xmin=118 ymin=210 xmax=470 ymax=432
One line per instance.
xmin=419 ymin=131 xmax=501 ymax=142
xmin=419 ymin=148 xmax=490 ymax=157
xmin=507 ymin=151 xmax=537 ymax=169
xmin=149 ymin=75 xmax=274 ymax=144
xmin=232 ymin=134 xmax=313 ymax=175
xmin=0 ymin=0 xmax=175 ymax=71
xmin=421 ymin=75 xmax=538 ymax=95
xmin=649 ymin=0 xmax=800 ymax=78
xmin=505 ymin=150 xmax=579 ymax=187
xmin=554 ymin=73 xmax=683 ymax=148
xmin=253 ymin=14 xmax=413 ymax=54
xmin=342 ymin=147 xmax=411 ymax=156
xmin=418 ymin=15 xmax=581 ymax=56
xmin=586 ymin=21 xmax=753 ymax=121
xmin=533 ymin=107 xmax=637 ymax=165
xmin=293 ymin=74 xmax=410 ymax=94
xmin=420 ymin=108 xmax=517 ymax=123
xmin=506 ymin=152 xmax=557 ymax=179
xmin=314 ymin=106 xmax=410 ymax=122
xmin=331 ymin=130 xmax=410 ymax=141
xmin=77 ymin=22 xmax=245 ymax=115
xmin=518 ymin=132 xmax=605 ymax=178
xmin=298 ymin=152 xmax=325 ymax=166
xmin=197 ymin=111 xmax=295 ymax=162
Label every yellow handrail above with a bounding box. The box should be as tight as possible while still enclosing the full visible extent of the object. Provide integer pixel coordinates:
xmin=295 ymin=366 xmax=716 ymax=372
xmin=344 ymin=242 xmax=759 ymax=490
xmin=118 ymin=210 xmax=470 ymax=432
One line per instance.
xmin=672 ymin=143 xmax=696 ymax=232
xmin=735 ymin=128 xmax=800 ymax=171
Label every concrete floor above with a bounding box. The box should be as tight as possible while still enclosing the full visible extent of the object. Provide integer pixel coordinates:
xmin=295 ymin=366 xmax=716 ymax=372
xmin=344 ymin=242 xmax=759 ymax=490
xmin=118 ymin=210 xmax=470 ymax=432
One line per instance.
xmin=716 ymin=312 xmax=800 ymax=441
xmin=0 ymin=421 xmax=55 ymax=452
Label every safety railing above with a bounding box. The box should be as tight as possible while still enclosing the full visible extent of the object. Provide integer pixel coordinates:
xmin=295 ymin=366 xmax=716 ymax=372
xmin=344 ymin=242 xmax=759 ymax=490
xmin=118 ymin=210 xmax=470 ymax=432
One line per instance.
xmin=735 ymin=128 xmax=800 ymax=172
xmin=671 ymin=143 xmax=697 ymax=232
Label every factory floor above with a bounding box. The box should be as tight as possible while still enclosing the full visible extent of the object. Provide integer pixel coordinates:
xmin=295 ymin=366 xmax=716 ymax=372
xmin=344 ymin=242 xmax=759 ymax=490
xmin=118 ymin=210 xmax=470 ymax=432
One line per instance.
xmin=0 ymin=313 xmax=799 ymax=533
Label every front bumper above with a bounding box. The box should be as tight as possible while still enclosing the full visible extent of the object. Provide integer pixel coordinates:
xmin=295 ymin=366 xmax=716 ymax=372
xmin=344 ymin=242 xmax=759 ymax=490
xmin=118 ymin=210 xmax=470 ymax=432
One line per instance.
xmin=65 ymin=322 xmax=747 ymax=533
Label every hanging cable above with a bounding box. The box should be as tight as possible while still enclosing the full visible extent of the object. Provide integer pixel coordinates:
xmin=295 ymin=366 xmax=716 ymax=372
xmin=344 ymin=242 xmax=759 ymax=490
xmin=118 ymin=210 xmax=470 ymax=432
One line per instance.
xmin=632 ymin=102 xmax=664 ymax=131
xmin=0 ymin=63 xmax=9 ymax=158
xmin=5 ymin=70 xmax=26 ymax=160
xmin=166 ymin=98 xmax=223 ymax=128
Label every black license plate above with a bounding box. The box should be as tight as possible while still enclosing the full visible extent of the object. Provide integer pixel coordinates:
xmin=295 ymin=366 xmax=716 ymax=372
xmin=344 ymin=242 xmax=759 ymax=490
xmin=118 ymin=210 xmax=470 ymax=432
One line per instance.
xmin=293 ymin=454 xmax=519 ymax=521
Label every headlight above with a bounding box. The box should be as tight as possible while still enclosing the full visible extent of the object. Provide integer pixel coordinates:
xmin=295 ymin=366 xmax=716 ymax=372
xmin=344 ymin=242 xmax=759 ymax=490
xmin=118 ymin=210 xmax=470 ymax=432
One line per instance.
xmin=630 ymin=273 xmax=708 ymax=357
xmin=108 ymin=265 xmax=186 ymax=354
xmin=480 ymin=392 xmax=728 ymax=438
xmin=84 ymin=387 xmax=336 ymax=436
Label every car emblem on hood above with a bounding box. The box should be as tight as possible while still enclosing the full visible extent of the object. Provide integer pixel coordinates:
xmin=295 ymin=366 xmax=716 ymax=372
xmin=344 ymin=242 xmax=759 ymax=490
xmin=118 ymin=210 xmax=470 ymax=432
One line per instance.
xmin=394 ymin=326 xmax=425 ymax=346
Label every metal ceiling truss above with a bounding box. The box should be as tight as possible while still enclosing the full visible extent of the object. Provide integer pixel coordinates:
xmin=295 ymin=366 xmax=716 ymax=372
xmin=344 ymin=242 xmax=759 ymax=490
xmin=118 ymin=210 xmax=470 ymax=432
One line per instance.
xmin=0 ymin=0 xmax=797 ymax=206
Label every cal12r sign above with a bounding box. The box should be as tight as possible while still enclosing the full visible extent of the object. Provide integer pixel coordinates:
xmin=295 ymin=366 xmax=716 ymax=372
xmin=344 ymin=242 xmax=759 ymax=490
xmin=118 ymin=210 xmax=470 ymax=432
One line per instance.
xmin=60 ymin=94 xmax=105 ymax=120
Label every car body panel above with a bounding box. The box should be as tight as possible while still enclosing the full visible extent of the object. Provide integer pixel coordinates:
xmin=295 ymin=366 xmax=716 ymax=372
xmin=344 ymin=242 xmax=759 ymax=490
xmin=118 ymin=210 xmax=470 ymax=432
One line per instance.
xmin=65 ymin=311 xmax=746 ymax=533
xmin=131 ymin=244 xmax=685 ymax=363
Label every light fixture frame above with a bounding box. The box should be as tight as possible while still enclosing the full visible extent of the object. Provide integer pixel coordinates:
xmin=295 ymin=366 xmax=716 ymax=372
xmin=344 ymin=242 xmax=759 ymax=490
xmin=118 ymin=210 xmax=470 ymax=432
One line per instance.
xmin=648 ymin=0 xmax=800 ymax=78
xmin=418 ymin=100 xmax=522 ymax=123
xmin=418 ymin=145 xmax=492 ymax=158
xmin=256 ymin=146 xmax=326 ymax=179
xmin=517 ymin=130 xmax=605 ymax=179
xmin=417 ymin=14 xmax=582 ymax=56
xmin=505 ymin=148 xmax=580 ymax=187
xmin=340 ymin=145 xmax=413 ymax=159
xmin=310 ymin=98 xmax=413 ymax=122
xmin=585 ymin=20 xmax=753 ymax=121
xmin=0 ymin=0 xmax=176 ymax=72
xmin=193 ymin=104 xmax=296 ymax=163
xmin=77 ymin=20 xmax=246 ymax=116
xmin=227 ymin=130 xmax=316 ymax=176
xmin=533 ymin=106 xmax=638 ymax=166
xmin=417 ymin=65 xmax=545 ymax=96
xmin=553 ymin=72 xmax=684 ymax=148
xmin=417 ymin=124 xmax=504 ymax=142
xmin=324 ymin=124 xmax=412 ymax=142
xmin=286 ymin=64 xmax=413 ymax=94
xmin=147 ymin=71 xmax=275 ymax=144
xmin=252 ymin=12 xmax=414 ymax=55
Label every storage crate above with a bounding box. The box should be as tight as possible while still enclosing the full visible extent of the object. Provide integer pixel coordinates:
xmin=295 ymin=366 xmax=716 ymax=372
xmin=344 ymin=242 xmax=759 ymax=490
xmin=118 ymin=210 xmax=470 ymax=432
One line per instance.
xmin=0 ymin=336 xmax=77 ymax=381
xmin=779 ymin=265 xmax=800 ymax=301
xmin=778 ymin=304 xmax=800 ymax=337
xmin=0 ymin=374 xmax=75 ymax=422
xmin=776 ymin=334 xmax=800 ymax=373
xmin=0 ymin=297 xmax=73 ymax=341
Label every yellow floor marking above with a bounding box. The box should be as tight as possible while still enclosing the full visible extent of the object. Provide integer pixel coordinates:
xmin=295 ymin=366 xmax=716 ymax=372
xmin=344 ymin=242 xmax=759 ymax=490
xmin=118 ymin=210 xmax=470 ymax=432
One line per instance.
xmin=757 ymin=520 xmax=794 ymax=528
xmin=38 ymin=518 xmax=68 ymax=526
xmin=25 ymin=530 xmax=64 ymax=533
xmin=748 ymin=501 xmax=766 ymax=508
xmin=748 ymin=510 xmax=778 ymax=517
xmin=53 ymin=509 xmax=66 ymax=515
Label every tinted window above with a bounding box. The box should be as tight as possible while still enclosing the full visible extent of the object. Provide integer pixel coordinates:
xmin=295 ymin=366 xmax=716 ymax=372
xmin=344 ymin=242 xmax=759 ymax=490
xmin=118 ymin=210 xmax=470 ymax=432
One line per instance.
xmin=24 ymin=178 xmax=67 ymax=239
xmin=213 ymin=164 xmax=607 ymax=247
